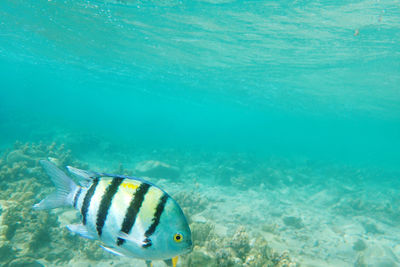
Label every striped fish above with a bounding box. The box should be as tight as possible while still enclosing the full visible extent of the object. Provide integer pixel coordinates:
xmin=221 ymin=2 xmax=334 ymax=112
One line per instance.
xmin=33 ymin=160 xmax=192 ymax=267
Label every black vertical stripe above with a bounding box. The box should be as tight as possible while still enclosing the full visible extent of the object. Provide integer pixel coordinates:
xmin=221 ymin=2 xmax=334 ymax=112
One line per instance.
xmin=117 ymin=183 xmax=150 ymax=246
xmin=144 ymin=193 xmax=168 ymax=239
xmin=96 ymin=177 xmax=124 ymax=237
xmin=81 ymin=178 xmax=100 ymax=225
xmin=73 ymin=187 xmax=82 ymax=209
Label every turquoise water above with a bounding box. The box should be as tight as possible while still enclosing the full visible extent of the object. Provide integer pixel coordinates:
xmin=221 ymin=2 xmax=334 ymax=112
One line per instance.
xmin=1 ymin=0 xmax=399 ymax=165
xmin=1 ymin=0 xmax=400 ymax=266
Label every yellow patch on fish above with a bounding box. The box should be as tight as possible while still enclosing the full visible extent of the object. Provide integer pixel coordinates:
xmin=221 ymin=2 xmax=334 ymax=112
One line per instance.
xmin=121 ymin=182 xmax=139 ymax=190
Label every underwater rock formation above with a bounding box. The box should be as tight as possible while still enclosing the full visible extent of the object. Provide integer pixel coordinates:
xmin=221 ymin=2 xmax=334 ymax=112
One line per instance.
xmin=229 ymin=226 xmax=251 ymax=260
xmin=135 ymin=160 xmax=180 ymax=179
xmin=261 ymin=223 xmax=279 ymax=234
xmin=353 ymin=239 xmax=367 ymax=252
xmin=282 ymin=216 xmax=304 ymax=230
xmin=7 ymin=257 xmax=44 ymax=267
xmin=355 ymin=244 xmax=399 ymax=267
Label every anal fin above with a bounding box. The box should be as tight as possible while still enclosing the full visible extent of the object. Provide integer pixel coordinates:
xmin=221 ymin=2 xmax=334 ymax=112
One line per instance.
xmin=145 ymin=261 xmax=153 ymax=267
xmin=164 ymin=256 xmax=178 ymax=267
xmin=66 ymin=224 xmax=96 ymax=240
xmin=100 ymin=245 xmax=126 ymax=257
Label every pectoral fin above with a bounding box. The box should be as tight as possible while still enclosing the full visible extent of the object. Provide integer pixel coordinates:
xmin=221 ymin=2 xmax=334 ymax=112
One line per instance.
xmin=117 ymin=231 xmax=152 ymax=247
xmin=66 ymin=224 xmax=96 ymax=239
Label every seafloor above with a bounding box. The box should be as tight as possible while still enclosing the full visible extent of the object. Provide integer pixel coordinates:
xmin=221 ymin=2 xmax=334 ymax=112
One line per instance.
xmin=0 ymin=142 xmax=399 ymax=267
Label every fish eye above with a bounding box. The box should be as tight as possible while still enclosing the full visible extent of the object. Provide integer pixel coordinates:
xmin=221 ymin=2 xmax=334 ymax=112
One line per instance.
xmin=173 ymin=233 xmax=183 ymax=243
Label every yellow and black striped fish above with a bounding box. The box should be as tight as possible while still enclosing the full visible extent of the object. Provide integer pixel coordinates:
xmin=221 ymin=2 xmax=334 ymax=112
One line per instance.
xmin=34 ymin=160 xmax=192 ymax=267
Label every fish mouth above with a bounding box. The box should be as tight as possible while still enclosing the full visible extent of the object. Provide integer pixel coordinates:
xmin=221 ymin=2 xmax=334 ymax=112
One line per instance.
xmin=183 ymin=241 xmax=193 ymax=254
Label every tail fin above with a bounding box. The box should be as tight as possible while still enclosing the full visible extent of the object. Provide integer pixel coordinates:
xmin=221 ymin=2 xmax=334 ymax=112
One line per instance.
xmin=33 ymin=160 xmax=78 ymax=210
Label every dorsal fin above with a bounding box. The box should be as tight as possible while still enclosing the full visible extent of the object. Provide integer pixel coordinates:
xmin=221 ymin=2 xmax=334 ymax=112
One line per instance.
xmin=67 ymin=166 xmax=98 ymax=179
xmin=66 ymin=166 xmax=99 ymax=187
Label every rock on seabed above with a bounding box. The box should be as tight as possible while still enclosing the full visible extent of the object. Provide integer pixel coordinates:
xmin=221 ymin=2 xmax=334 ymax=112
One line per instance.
xmin=355 ymin=244 xmax=400 ymax=267
xmin=135 ymin=160 xmax=180 ymax=179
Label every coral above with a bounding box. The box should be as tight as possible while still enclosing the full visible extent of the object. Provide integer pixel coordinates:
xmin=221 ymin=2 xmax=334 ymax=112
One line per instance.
xmin=12 ymin=141 xmax=76 ymax=167
xmin=273 ymin=251 xmax=299 ymax=267
xmin=191 ymin=221 xmax=215 ymax=247
xmin=0 ymin=178 xmax=76 ymax=264
xmin=183 ymin=224 xmax=298 ymax=267
xmin=0 ymin=142 xmax=81 ymax=190
xmin=174 ymin=190 xmax=208 ymax=220
xmin=0 ymin=143 xmax=105 ymax=266
xmin=185 ymin=246 xmax=216 ymax=266
xmin=243 ymin=237 xmax=274 ymax=266
xmin=0 ymin=143 xmax=300 ymax=267
xmin=229 ymin=226 xmax=251 ymax=260
xmin=215 ymin=247 xmax=242 ymax=267
xmin=6 ymin=150 xmax=36 ymax=167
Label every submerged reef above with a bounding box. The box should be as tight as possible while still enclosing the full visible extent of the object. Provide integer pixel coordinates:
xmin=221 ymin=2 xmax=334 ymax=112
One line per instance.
xmin=0 ymin=142 xmax=298 ymax=266
xmin=0 ymin=142 xmax=101 ymax=267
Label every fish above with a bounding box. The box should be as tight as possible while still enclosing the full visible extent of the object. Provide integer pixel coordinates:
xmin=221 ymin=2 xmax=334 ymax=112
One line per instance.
xmin=33 ymin=160 xmax=192 ymax=267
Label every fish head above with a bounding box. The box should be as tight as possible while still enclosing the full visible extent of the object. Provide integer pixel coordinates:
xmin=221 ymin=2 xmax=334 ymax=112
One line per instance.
xmin=146 ymin=197 xmax=192 ymax=258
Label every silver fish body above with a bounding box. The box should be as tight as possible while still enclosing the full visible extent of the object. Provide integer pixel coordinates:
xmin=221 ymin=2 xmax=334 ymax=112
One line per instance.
xmin=34 ymin=160 xmax=192 ymax=266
